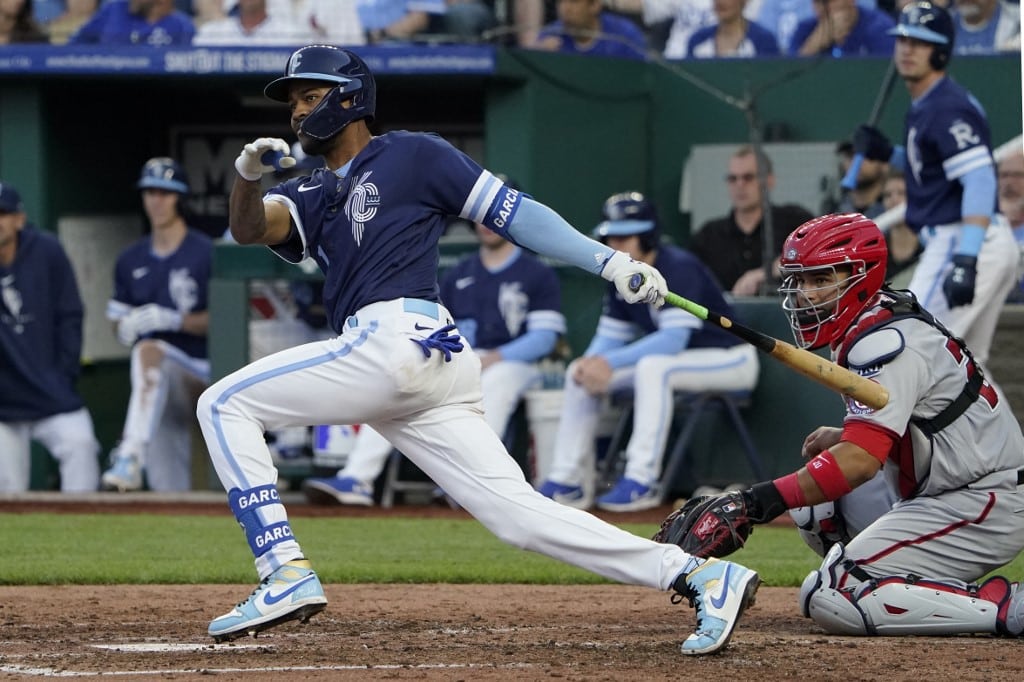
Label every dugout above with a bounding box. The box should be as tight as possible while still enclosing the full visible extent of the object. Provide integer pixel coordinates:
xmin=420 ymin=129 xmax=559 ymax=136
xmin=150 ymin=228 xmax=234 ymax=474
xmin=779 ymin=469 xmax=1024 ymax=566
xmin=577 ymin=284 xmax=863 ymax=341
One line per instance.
xmin=2 ymin=46 xmax=1019 ymax=489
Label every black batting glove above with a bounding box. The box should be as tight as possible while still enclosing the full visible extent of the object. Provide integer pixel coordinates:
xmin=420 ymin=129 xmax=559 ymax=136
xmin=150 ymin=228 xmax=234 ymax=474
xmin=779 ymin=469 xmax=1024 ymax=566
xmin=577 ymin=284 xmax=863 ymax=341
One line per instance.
xmin=741 ymin=481 xmax=788 ymax=525
xmin=942 ymin=255 xmax=977 ymax=308
xmin=853 ymin=124 xmax=893 ymax=162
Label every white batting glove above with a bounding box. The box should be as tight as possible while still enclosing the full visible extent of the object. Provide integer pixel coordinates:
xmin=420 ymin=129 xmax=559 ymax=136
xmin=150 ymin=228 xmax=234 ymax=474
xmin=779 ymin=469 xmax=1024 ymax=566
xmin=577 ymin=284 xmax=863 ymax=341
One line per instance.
xmin=116 ymin=312 xmax=143 ymax=347
xmin=234 ymin=137 xmax=293 ymax=182
xmin=131 ymin=304 xmax=184 ymax=336
xmin=601 ymin=251 xmax=667 ymax=306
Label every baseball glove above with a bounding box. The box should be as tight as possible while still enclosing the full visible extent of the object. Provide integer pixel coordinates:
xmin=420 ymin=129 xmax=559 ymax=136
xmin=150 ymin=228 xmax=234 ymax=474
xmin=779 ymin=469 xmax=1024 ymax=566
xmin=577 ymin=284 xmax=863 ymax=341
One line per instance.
xmin=651 ymin=491 xmax=754 ymax=559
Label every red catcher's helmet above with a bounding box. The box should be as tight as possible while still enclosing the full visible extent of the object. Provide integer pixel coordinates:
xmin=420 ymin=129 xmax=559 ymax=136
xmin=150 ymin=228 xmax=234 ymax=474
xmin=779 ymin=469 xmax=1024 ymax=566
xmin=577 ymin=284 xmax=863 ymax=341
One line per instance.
xmin=778 ymin=213 xmax=888 ymax=350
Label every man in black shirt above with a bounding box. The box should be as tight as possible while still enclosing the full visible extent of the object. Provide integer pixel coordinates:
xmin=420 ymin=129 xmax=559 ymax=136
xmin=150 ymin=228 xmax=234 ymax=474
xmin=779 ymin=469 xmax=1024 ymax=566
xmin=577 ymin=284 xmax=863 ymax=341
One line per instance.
xmin=690 ymin=146 xmax=814 ymax=296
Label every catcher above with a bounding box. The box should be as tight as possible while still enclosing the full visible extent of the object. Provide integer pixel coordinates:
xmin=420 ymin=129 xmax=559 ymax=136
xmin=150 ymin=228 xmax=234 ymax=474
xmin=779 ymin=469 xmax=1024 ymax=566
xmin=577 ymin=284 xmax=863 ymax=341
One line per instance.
xmin=655 ymin=212 xmax=1024 ymax=637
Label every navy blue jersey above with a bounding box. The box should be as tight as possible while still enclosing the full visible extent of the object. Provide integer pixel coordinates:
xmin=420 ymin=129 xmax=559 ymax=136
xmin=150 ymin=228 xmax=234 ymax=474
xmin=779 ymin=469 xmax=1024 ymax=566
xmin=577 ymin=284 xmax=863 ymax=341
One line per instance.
xmin=0 ymin=227 xmax=85 ymax=421
xmin=109 ymin=229 xmax=212 ymax=359
xmin=603 ymin=244 xmax=738 ymax=349
xmin=903 ymin=77 xmax=995 ymax=232
xmin=439 ymin=248 xmax=564 ymax=350
xmin=265 ymin=131 xmax=525 ymax=333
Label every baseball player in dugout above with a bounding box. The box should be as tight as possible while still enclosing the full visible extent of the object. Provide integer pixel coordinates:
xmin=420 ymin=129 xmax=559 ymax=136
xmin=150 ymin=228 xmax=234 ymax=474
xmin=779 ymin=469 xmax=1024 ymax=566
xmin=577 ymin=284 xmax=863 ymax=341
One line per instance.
xmin=197 ymin=44 xmax=760 ymax=654
xmin=851 ymin=0 xmax=1018 ymax=366
xmin=303 ymin=219 xmax=567 ymax=506
xmin=537 ymin=192 xmax=759 ymax=512
xmin=656 ymin=212 xmax=1024 ymax=638
xmin=0 ymin=181 xmax=101 ymax=493
xmin=101 ymin=157 xmax=213 ymax=492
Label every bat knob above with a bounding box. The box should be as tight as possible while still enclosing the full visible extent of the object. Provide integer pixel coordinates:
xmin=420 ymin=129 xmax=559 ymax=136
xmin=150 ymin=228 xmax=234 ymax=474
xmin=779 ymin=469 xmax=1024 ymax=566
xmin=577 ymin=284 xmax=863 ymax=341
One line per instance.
xmin=628 ymin=273 xmax=644 ymax=292
xmin=260 ymin=149 xmax=296 ymax=171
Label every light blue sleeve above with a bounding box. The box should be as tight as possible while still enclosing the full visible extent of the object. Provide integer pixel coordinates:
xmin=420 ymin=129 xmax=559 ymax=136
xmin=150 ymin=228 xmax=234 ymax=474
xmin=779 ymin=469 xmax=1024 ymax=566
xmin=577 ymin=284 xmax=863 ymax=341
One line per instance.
xmin=889 ymin=145 xmax=907 ymax=172
xmin=599 ymin=328 xmax=692 ymax=370
xmin=506 ymin=198 xmax=615 ymax=276
xmin=499 ymin=329 xmax=558 ymax=363
xmin=960 ymin=164 xmax=998 ymax=221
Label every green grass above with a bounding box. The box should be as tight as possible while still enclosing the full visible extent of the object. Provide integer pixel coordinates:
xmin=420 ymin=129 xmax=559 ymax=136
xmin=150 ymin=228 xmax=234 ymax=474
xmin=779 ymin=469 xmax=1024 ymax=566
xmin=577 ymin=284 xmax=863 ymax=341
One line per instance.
xmin=3 ymin=513 xmax=1021 ymax=586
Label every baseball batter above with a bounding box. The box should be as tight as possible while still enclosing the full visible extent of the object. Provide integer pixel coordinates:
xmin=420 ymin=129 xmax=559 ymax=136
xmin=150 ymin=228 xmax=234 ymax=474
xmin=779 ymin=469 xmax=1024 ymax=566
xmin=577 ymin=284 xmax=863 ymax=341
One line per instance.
xmin=302 ymin=222 xmax=566 ymax=506
xmin=102 ymin=158 xmax=212 ymax=492
xmin=853 ymin=0 xmax=1019 ymax=366
xmin=694 ymin=212 xmax=1024 ymax=637
xmin=196 ymin=44 xmax=759 ymax=655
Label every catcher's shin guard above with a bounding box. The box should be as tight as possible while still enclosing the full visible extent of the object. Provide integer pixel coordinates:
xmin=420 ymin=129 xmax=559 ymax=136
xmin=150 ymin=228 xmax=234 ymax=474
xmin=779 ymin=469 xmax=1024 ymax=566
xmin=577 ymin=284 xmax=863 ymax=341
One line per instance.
xmin=801 ymin=544 xmax=1014 ymax=636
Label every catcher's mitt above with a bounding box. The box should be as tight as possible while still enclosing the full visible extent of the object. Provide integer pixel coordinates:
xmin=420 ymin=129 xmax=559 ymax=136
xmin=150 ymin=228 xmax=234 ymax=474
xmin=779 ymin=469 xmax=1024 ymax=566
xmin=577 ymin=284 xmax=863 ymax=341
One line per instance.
xmin=651 ymin=491 xmax=753 ymax=558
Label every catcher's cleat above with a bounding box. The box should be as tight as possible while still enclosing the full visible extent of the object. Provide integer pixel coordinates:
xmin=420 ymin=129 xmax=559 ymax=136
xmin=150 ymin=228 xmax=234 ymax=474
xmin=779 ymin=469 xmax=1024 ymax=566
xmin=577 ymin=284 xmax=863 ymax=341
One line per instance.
xmin=674 ymin=558 xmax=760 ymax=655
xmin=209 ymin=560 xmax=327 ymax=643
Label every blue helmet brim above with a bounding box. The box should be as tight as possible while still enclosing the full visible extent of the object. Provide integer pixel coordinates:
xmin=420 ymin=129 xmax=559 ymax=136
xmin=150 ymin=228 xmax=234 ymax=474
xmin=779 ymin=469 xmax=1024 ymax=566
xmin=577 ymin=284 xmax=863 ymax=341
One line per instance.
xmin=592 ymin=219 xmax=656 ymax=238
xmin=887 ymin=24 xmax=949 ymax=44
xmin=137 ymin=178 xmax=188 ymax=194
xmin=264 ymin=73 xmax=352 ymax=102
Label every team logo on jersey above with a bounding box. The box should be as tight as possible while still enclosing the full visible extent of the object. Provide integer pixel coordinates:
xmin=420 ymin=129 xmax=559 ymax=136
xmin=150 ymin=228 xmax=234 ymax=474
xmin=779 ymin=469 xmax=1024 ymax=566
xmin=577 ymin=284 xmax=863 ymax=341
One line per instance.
xmin=0 ymin=274 xmax=28 ymax=334
xmin=907 ymin=127 xmax=923 ymax=185
xmin=455 ymin=276 xmax=474 ymax=290
xmin=168 ymin=268 xmax=198 ymax=313
xmin=345 ymin=171 xmax=381 ymax=247
xmin=844 ymin=394 xmax=875 ymax=416
xmin=949 ymin=119 xmax=980 ymax=150
xmin=498 ymin=282 xmax=528 ymax=337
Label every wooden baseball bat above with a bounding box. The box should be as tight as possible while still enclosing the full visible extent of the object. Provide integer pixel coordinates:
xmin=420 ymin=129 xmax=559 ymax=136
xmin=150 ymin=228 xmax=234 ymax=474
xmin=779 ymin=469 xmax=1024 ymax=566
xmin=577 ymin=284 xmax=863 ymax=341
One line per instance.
xmin=662 ymin=290 xmax=889 ymax=409
xmin=841 ymin=61 xmax=900 ymax=191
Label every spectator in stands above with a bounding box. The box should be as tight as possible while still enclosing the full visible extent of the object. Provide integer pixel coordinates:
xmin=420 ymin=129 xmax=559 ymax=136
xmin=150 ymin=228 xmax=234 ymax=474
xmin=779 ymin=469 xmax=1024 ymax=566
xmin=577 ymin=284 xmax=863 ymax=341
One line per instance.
xmin=0 ymin=180 xmax=101 ymax=493
xmin=68 ymin=0 xmax=195 ymax=44
xmin=533 ymin=0 xmax=648 ymax=59
xmin=193 ymin=0 xmax=313 ymax=44
xmin=880 ymin=168 xmax=922 ymax=288
xmin=101 ymin=157 xmax=212 ymax=492
xmin=537 ymin=191 xmax=758 ymax=512
xmin=690 ymin=145 xmax=814 ymax=296
xmin=358 ymin=0 xmax=446 ymax=43
xmin=790 ymin=0 xmax=896 ymax=56
xmin=442 ymin=0 xmax=498 ymax=42
xmin=952 ymin=0 xmax=1020 ymax=54
xmin=686 ymin=0 xmax=779 ymax=57
xmin=47 ymin=0 xmax=99 ymax=44
xmin=304 ymin=0 xmax=366 ymax=45
xmin=998 ymin=148 xmax=1024 ymax=302
xmin=0 ymin=0 xmax=48 ymax=43
xmin=303 ymin=222 xmax=566 ymax=506
xmin=754 ymin=0 xmax=880 ymax=54
xmin=832 ymin=140 xmax=887 ymax=219
xmin=604 ymin=0 xmax=717 ymax=58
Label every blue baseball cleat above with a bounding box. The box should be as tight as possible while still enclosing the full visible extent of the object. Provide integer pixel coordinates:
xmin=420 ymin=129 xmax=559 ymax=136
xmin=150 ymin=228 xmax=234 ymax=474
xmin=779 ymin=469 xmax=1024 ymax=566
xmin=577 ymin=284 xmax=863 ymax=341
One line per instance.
xmin=674 ymin=558 xmax=760 ymax=655
xmin=209 ymin=560 xmax=327 ymax=642
xmin=537 ymin=480 xmax=589 ymax=509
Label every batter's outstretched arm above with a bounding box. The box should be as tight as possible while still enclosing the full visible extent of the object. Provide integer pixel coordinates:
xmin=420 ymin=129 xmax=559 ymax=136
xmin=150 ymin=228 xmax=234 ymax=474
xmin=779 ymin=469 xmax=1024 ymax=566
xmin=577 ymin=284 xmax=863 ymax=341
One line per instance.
xmin=229 ymin=176 xmax=292 ymax=246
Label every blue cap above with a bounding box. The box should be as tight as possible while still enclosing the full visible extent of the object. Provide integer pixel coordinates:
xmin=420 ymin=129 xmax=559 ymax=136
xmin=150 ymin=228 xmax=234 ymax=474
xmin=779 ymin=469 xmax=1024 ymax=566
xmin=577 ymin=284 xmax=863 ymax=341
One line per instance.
xmin=0 ymin=182 xmax=23 ymax=213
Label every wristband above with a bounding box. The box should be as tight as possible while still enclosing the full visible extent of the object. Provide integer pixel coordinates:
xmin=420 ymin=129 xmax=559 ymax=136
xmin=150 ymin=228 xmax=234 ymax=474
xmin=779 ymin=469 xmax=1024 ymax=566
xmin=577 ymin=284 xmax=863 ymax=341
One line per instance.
xmin=805 ymin=449 xmax=853 ymax=501
xmin=771 ymin=472 xmax=806 ymax=509
xmin=956 ymin=224 xmax=986 ymax=257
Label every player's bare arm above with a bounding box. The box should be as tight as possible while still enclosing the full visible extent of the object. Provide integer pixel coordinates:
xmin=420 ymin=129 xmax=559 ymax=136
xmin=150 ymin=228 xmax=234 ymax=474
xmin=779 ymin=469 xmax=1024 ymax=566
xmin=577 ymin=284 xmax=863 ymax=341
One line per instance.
xmin=228 ymin=178 xmax=291 ymax=246
xmin=801 ymin=425 xmax=842 ymax=459
xmin=792 ymin=439 xmax=880 ymax=507
xmin=180 ymin=310 xmax=210 ymax=337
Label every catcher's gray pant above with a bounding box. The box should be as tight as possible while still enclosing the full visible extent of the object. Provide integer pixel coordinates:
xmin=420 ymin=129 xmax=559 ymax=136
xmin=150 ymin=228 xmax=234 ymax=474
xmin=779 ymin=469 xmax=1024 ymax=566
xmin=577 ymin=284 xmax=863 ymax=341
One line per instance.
xmin=0 ymin=408 xmax=100 ymax=492
xmin=198 ymin=298 xmax=697 ymax=586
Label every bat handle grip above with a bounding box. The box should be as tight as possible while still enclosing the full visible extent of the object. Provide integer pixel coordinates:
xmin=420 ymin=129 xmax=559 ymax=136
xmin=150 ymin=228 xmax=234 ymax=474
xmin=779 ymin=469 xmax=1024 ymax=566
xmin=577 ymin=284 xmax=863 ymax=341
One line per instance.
xmin=260 ymin=149 xmax=296 ymax=171
xmin=841 ymin=154 xmax=864 ymax=191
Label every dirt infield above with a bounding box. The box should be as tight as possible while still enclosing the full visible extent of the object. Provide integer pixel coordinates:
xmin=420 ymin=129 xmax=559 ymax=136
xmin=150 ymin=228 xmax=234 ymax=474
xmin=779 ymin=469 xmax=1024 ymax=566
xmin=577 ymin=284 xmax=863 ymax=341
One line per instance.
xmin=0 ymin=495 xmax=1019 ymax=680
xmin=0 ymin=583 xmax=1019 ymax=681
